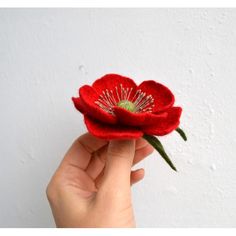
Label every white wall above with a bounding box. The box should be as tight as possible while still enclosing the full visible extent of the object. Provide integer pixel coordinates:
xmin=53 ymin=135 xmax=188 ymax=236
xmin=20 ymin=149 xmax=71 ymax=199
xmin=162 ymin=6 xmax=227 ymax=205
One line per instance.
xmin=0 ymin=8 xmax=236 ymax=227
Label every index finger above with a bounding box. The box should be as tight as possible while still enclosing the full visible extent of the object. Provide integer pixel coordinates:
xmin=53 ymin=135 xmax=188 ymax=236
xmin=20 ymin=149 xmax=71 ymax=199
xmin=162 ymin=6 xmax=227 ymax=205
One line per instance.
xmin=61 ymin=132 xmax=108 ymax=170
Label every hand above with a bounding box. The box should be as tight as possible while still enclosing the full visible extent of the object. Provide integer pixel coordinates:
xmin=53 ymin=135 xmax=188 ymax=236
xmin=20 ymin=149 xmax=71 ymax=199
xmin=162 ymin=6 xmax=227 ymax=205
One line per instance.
xmin=46 ymin=133 xmax=154 ymax=227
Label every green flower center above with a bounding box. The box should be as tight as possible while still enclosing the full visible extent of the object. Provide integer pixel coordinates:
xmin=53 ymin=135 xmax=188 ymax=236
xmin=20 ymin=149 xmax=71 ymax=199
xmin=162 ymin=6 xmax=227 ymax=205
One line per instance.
xmin=117 ymin=100 xmax=136 ymax=112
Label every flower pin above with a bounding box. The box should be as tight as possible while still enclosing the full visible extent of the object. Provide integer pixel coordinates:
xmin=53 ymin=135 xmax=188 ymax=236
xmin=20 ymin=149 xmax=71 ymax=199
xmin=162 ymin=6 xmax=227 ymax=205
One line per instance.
xmin=72 ymin=74 xmax=187 ymax=171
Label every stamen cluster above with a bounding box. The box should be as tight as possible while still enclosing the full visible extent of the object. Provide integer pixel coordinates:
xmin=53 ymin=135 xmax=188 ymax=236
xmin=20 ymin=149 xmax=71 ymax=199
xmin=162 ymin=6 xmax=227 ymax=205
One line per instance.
xmin=95 ymin=84 xmax=154 ymax=115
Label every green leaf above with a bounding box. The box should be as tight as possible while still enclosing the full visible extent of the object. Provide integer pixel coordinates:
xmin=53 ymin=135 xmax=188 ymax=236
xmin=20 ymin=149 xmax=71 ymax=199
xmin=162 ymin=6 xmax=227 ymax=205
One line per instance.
xmin=143 ymin=134 xmax=177 ymax=172
xmin=175 ymin=127 xmax=187 ymax=141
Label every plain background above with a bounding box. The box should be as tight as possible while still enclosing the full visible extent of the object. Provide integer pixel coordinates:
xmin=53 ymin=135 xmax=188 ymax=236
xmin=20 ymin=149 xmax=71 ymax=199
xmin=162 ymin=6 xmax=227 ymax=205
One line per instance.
xmin=0 ymin=8 xmax=236 ymax=227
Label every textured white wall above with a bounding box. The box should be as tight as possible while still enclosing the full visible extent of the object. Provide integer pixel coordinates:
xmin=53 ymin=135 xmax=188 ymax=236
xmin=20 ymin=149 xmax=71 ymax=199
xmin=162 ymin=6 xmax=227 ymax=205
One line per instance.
xmin=0 ymin=8 xmax=236 ymax=227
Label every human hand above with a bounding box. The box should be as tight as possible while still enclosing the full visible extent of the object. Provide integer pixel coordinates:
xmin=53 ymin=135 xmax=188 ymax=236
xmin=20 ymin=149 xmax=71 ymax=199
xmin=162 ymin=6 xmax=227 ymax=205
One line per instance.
xmin=46 ymin=133 xmax=154 ymax=227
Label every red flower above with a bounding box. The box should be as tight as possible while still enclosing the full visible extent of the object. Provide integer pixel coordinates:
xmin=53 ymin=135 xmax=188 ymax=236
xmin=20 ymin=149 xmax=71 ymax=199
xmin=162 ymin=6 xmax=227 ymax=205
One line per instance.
xmin=72 ymin=74 xmax=182 ymax=140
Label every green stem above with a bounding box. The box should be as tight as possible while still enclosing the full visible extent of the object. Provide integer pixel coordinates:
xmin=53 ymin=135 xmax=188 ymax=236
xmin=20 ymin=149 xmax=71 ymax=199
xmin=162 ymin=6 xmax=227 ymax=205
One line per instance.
xmin=143 ymin=134 xmax=177 ymax=172
xmin=175 ymin=127 xmax=187 ymax=141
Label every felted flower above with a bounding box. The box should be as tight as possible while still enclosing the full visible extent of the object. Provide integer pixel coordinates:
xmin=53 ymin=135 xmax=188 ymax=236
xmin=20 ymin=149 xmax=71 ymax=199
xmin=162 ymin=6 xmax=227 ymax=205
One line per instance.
xmin=72 ymin=74 xmax=187 ymax=171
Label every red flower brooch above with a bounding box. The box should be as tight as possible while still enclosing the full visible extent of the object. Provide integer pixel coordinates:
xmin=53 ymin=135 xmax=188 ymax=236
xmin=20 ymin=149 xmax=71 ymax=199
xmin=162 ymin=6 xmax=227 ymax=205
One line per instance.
xmin=72 ymin=74 xmax=187 ymax=171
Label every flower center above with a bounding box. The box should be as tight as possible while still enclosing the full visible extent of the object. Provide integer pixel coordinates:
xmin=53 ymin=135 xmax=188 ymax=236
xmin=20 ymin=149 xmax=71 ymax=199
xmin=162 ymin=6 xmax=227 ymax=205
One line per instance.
xmin=117 ymin=100 xmax=136 ymax=112
xmin=95 ymin=84 xmax=154 ymax=115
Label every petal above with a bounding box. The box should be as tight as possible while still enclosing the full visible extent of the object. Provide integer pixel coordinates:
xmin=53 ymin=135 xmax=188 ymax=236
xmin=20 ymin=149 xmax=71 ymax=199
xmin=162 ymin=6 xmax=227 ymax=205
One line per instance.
xmin=137 ymin=80 xmax=175 ymax=113
xmin=72 ymin=97 xmax=85 ymax=114
xmin=92 ymin=74 xmax=137 ymax=101
xmin=79 ymin=85 xmax=117 ymax=124
xmin=84 ymin=115 xmax=143 ymax=140
xmin=113 ymin=106 xmax=167 ymax=126
xmin=141 ymin=107 xmax=182 ymax=136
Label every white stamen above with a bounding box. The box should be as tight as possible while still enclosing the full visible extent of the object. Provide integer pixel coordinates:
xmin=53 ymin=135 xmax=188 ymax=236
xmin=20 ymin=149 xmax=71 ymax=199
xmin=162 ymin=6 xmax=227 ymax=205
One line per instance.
xmin=134 ymin=92 xmax=146 ymax=106
xmin=126 ymin=87 xmax=133 ymax=101
xmin=120 ymin=84 xmax=123 ymax=100
xmin=95 ymin=85 xmax=155 ymax=115
xmin=135 ymin=95 xmax=154 ymax=112
xmin=106 ymin=89 xmax=116 ymax=106
xmin=131 ymin=90 xmax=141 ymax=102
xmin=110 ymin=90 xmax=117 ymax=104
xmin=115 ymin=86 xmax=120 ymax=101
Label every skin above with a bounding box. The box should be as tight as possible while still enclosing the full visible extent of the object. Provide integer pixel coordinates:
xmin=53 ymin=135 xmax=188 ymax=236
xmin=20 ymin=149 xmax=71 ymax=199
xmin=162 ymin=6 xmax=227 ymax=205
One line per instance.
xmin=46 ymin=132 xmax=154 ymax=228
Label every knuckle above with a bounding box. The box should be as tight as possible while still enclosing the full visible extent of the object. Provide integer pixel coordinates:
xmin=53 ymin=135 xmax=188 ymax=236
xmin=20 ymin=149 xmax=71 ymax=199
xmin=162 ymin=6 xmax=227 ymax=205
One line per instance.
xmin=46 ymin=181 xmax=55 ymax=202
xmin=46 ymin=177 xmax=60 ymax=203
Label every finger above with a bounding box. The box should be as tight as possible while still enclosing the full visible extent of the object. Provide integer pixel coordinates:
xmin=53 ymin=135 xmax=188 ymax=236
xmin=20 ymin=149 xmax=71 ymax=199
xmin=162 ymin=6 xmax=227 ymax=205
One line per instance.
xmin=135 ymin=137 xmax=149 ymax=149
xmin=62 ymin=133 xmax=108 ymax=170
xmin=130 ymin=168 xmax=145 ymax=185
xmin=133 ymin=142 xmax=154 ymax=165
xmin=94 ymin=167 xmax=145 ymax=190
xmin=101 ymin=139 xmax=135 ymax=190
xmin=85 ymin=144 xmax=108 ymax=179
xmin=94 ymin=168 xmax=105 ymax=189
xmin=86 ymin=141 xmax=153 ymax=180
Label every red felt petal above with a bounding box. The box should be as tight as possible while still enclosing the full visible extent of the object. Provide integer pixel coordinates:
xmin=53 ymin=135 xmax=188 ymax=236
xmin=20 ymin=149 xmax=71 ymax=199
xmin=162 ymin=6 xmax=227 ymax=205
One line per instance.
xmin=137 ymin=81 xmax=175 ymax=113
xmin=79 ymin=85 xmax=117 ymax=124
xmin=92 ymin=74 xmax=137 ymax=101
xmin=72 ymin=97 xmax=85 ymax=114
xmin=141 ymin=107 xmax=182 ymax=136
xmin=84 ymin=115 xmax=143 ymax=140
xmin=113 ymin=107 xmax=167 ymax=126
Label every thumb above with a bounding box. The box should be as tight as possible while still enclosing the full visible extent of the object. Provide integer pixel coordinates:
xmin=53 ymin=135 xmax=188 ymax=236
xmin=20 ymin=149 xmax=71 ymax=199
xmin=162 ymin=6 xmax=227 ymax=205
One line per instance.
xmin=102 ymin=139 xmax=135 ymax=190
